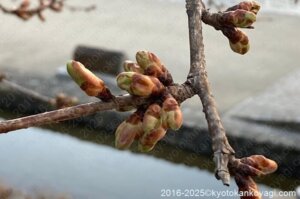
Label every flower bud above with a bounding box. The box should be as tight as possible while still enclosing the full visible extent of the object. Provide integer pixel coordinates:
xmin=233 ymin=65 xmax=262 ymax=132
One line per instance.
xmin=226 ymin=1 xmax=261 ymax=15
xmin=116 ymin=72 xmax=134 ymax=91
xmin=143 ymin=104 xmax=162 ymax=134
xmin=67 ymin=60 xmax=113 ymax=100
xmin=115 ymin=112 xmax=143 ymax=150
xmin=250 ymin=1 xmax=261 ymax=15
xmin=162 ymin=95 xmax=183 ymax=130
xmin=123 ymin=60 xmax=144 ymax=73
xmin=136 ymin=50 xmax=173 ymax=86
xmin=240 ymin=155 xmax=278 ymax=175
xmin=117 ymin=72 xmax=165 ymax=97
xmin=223 ymin=9 xmax=256 ymax=28
xmin=222 ymin=28 xmax=249 ymax=55
xmin=138 ymin=126 xmax=167 ymax=152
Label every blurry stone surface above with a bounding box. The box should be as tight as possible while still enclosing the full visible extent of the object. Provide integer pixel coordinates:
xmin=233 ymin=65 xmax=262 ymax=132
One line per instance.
xmin=73 ymin=45 xmax=127 ymax=76
xmin=224 ymin=69 xmax=300 ymax=124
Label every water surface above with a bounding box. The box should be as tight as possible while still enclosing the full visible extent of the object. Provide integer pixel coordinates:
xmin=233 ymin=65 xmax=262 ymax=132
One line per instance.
xmin=0 ymin=126 xmax=275 ymax=199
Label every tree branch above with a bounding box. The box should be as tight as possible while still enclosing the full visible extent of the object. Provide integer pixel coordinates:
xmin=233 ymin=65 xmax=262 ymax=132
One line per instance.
xmin=186 ymin=0 xmax=235 ymax=186
xmin=0 ymin=83 xmax=194 ymax=134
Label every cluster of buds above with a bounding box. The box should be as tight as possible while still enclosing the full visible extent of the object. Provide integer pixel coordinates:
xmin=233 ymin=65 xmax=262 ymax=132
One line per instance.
xmin=66 ymin=51 xmax=182 ymax=152
xmin=117 ymin=72 xmax=164 ymax=97
xmin=117 ymin=50 xmax=173 ymax=97
xmin=231 ymin=155 xmax=278 ymax=199
xmin=116 ymin=95 xmax=183 ymax=152
xmin=115 ymin=51 xmax=183 ymax=152
xmin=220 ymin=1 xmax=261 ymax=54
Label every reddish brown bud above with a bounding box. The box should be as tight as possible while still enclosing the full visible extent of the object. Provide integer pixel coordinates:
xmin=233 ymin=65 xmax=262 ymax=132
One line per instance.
xmin=115 ymin=112 xmax=143 ymax=150
xmin=162 ymin=95 xmax=183 ymax=130
xmin=222 ymin=9 xmax=256 ymax=28
xmin=226 ymin=1 xmax=261 ymax=15
xmin=117 ymin=72 xmax=165 ymax=97
xmin=67 ymin=60 xmax=113 ymax=100
xmin=136 ymin=50 xmax=173 ymax=86
xmin=143 ymin=104 xmax=162 ymax=134
xmin=123 ymin=60 xmax=144 ymax=73
xmin=138 ymin=126 xmax=167 ymax=152
xmin=240 ymin=155 xmax=278 ymax=175
xmin=222 ymin=28 xmax=250 ymax=55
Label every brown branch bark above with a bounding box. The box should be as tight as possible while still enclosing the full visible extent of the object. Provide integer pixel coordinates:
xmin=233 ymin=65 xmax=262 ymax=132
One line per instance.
xmin=0 ymin=83 xmax=194 ymax=133
xmin=185 ymin=0 xmax=235 ymax=186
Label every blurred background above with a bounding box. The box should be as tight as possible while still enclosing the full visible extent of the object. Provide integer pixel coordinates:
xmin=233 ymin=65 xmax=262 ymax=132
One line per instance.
xmin=0 ymin=0 xmax=299 ymax=198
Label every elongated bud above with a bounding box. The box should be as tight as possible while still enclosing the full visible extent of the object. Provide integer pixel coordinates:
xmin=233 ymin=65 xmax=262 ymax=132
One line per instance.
xmin=222 ymin=28 xmax=249 ymax=55
xmin=117 ymin=72 xmax=165 ymax=97
xmin=143 ymin=104 xmax=162 ymax=134
xmin=115 ymin=112 xmax=143 ymax=150
xmin=138 ymin=126 xmax=167 ymax=152
xmin=136 ymin=51 xmax=173 ymax=86
xmin=123 ymin=60 xmax=144 ymax=73
xmin=240 ymin=155 xmax=278 ymax=175
xmin=67 ymin=60 xmax=113 ymax=100
xmin=222 ymin=9 xmax=256 ymax=28
xmin=162 ymin=95 xmax=183 ymax=130
xmin=226 ymin=1 xmax=261 ymax=15
xmin=235 ymin=174 xmax=261 ymax=199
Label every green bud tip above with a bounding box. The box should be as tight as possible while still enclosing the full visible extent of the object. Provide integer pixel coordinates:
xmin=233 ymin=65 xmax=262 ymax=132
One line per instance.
xmin=67 ymin=60 xmax=85 ymax=86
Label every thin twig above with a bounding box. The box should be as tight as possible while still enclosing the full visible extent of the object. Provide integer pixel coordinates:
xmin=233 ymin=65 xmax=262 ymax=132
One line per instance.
xmin=185 ymin=0 xmax=235 ymax=186
xmin=0 ymin=77 xmax=53 ymax=104
xmin=0 ymin=0 xmax=96 ymax=21
xmin=0 ymin=74 xmax=77 ymax=109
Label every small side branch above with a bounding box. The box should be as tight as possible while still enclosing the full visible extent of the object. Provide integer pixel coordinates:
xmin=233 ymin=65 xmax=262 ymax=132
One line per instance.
xmin=0 ymin=74 xmax=77 ymax=109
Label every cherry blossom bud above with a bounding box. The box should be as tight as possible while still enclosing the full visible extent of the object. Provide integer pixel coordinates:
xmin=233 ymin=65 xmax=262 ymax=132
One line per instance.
xmin=138 ymin=126 xmax=167 ymax=152
xmin=136 ymin=50 xmax=173 ymax=86
xmin=117 ymin=72 xmax=165 ymax=97
xmin=115 ymin=112 xmax=143 ymax=150
xmin=241 ymin=155 xmax=278 ymax=175
xmin=123 ymin=60 xmax=144 ymax=73
xmin=67 ymin=60 xmax=113 ymax=100
xmin=116 ymin=72 xmax=134 ymax=91
xmin=222 ymin=28 xmax=250 ymax=55
xmin=162 ymin=95 xmax=183 ymax=130
xmin=142 ymin=104 xmax=162 ymax=134
xmin=223 ymin=9 xmax=256 ymax=28
xmin=226 ymin=1 xmax=261 ymax=15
